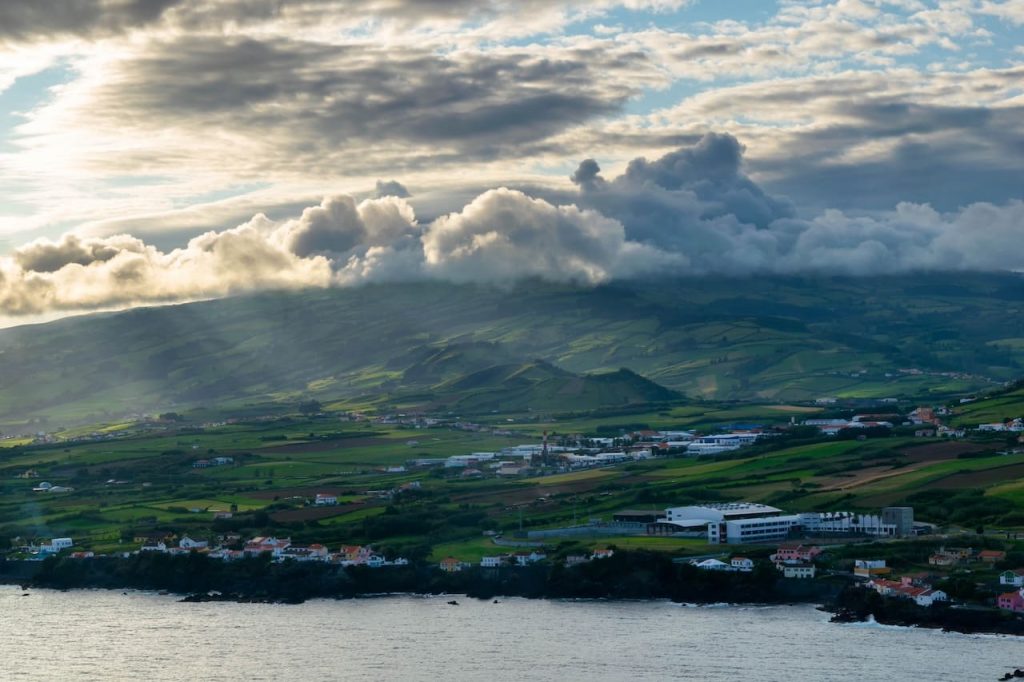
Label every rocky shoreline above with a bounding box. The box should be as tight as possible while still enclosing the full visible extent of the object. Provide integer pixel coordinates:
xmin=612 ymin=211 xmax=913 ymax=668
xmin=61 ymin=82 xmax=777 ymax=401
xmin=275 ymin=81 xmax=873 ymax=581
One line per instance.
xmin=8 ymin=552 xmax=1024 ymax=637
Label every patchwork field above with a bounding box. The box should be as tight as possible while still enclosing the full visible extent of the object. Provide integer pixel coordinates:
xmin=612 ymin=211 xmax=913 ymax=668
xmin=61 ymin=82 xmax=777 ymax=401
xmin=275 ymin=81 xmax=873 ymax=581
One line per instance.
xmin=3 ymin=393 xmax=1024 ymax=561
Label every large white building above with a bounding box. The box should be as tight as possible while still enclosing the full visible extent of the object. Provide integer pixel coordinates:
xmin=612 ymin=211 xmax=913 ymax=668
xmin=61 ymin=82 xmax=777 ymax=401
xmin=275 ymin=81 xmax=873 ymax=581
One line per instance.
xmin=661 ymin=503 xmax=800 ymax=544
xmin=798 ymin=507 xmax=913 ymax=538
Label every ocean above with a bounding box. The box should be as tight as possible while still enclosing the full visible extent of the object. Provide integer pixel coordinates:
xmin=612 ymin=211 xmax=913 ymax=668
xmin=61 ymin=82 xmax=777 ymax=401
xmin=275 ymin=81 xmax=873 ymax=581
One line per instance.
xmin=2 ymin=586 xmax=1021 ymax=681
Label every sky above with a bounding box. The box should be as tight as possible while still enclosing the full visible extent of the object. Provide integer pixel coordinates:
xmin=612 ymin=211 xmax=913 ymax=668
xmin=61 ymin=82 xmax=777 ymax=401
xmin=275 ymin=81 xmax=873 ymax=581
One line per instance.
xmin=0 ymin=0 xmax=1022 ymax=326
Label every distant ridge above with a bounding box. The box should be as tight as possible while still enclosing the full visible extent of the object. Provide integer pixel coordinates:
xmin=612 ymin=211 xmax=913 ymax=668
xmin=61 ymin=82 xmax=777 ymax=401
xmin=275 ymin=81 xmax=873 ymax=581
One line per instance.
xmin=1 ymin=273 xmax=1023 ymax=427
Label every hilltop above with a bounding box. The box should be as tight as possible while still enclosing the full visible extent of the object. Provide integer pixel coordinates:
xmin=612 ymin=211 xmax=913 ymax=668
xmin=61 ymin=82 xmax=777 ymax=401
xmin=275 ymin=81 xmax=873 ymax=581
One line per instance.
xmin=1 ymin=273 xmax=1023 ymax=428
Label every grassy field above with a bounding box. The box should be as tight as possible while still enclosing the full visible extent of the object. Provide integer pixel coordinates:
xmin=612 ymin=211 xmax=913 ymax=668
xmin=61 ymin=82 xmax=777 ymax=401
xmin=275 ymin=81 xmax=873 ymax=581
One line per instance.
xmin=4 ymin=396 xmax=1024 ymax=559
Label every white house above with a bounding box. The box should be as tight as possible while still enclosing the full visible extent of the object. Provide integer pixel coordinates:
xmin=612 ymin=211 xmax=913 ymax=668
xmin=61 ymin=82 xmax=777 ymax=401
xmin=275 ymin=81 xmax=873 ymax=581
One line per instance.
xmin=692 ymin=559 xmax=732 ymax=571
xmin=315 ymin=493 xmax=338 ymax=506
xmin=513 ymin=551 xmax=546 ymax=566
xmin=179 ymin=536 xmax=208 ymax=550
xmin=37 ymin=537 xmax=74 ymax=555
xmin=1001 ymin=569 xmax=1024 ymax=587
xmin=782 ymin=564 xmax=816 ymax=579
xmin=140 ymin=542 xmax=167 ymax=552
xmin=915 ymin=589 xmax=948 ymax=607
xmin=480 ymin=556 xmax=504 ymax=568
xmin=730 ymin=557 xmax=754 ymax=571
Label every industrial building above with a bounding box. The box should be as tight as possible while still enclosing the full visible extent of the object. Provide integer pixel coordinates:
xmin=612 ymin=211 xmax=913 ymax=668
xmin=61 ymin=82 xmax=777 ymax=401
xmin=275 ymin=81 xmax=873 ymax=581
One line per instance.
xmin=657 ymin=503 xmax=801 ymax=544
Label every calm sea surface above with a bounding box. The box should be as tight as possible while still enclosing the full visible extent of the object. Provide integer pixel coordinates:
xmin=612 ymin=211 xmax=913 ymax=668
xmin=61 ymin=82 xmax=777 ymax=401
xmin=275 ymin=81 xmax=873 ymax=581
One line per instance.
xmin=2 ymin=585 xmax=1023 ymax=681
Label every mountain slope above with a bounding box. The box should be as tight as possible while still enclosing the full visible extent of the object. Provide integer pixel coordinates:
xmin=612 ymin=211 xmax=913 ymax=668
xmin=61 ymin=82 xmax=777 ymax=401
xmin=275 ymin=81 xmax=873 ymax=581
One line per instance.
xmin=417 ymin=360 xmax=679 ymax=414
xmin=1 ymin=273 xmax=1023 ymax=427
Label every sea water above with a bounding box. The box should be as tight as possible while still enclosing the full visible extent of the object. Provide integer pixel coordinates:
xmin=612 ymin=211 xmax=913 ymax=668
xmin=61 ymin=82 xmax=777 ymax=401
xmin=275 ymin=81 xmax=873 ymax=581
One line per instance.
xmin=1 ymin=586 xmax=1021 ymax=681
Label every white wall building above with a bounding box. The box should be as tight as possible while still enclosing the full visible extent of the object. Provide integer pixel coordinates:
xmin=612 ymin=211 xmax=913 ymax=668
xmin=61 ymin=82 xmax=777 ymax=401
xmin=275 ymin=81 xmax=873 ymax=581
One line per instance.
xmin=662 ymin=503 xmax=799 ymax=545
xmin=782 ymin=564 xmax=816 ymax=579
xmin=179 ymin=536 xmax=208 ymax=550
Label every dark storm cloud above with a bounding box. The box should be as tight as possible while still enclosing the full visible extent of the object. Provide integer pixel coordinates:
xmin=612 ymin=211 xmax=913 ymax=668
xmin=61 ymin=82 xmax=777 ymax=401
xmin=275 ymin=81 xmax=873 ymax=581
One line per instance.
xmin=0 ymin=0 xmax=182 ymax=41
xmin=375 ymin=180 xmax=410 ymax=198
xmin=90 ymin=36 xmax=648 ymax=160
xmin=755 ymin=102 xmax=1024 ymax=211
xmin=571 ymin=133 xmax=796 ymax=253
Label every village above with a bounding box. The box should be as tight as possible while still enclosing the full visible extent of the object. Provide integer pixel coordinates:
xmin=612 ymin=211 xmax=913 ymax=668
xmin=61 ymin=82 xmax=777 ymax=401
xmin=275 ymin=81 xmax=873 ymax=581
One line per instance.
xmin=18 ymin=526 xmax=1024 ymax=618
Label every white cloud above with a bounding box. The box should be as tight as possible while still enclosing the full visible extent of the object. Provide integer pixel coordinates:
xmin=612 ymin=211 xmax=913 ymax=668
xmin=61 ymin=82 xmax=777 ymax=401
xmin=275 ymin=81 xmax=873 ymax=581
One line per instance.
xmin=3 ymin=134 xmax=1024 ymax=320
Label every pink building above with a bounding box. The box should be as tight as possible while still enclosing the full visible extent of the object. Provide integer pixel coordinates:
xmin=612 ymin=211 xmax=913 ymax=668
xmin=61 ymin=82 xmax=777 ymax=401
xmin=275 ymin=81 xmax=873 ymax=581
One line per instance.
xmin=998 ymin=589 xmax=1024 ymax=613
xmin=772 ymin=544 xmax=822 ymax=564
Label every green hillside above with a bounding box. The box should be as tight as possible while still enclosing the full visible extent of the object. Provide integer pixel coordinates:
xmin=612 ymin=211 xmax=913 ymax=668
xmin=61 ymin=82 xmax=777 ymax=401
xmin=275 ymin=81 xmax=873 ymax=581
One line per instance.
xmin=952 ymin=379 xmax=1024 ymax=426
xmin=1 ymin=273 xmax=1023 ymax=429
xmin=418 ymin=360 xmax=679 ymax=414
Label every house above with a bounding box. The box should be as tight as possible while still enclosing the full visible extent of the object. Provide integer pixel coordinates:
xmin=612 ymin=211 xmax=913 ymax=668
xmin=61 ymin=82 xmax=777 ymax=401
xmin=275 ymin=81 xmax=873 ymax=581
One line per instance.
xmin=1001 ymin=569 xmax=1024 ymax=587
xmin=211 ymin=456 xmax=234 ymax=466
xmin=730 ymin=557 xmax=754 ymax=571
xmin=314 ymin=493 xmax=338 ymax=506
xmin=929 ymin=553 xmax=959 ymax=567
xmin=854 ymin=559 xmax=891 ymax=577
xmin=440 ymin=557 xmax=466 ymax=573
xmin=281 ymin=544 xmax=329 ymax=562
xmin=512 ymin=551 xmax=546 ymax=566
xmin=979 ymin=550 xmax=1006 ymax=564
xmin=564 ymin=555 xmax=589 ymax=567
xmin=134 ymin=531 xmax=175 ymax=544
xmin=339 ymin=545 xmax=373 ymax=564
xmin=592 ymin=548 xmax=615 ymax=560
xmin=140 ymin=542 xmax=167 ymax=552
xmin=480 ymin=556 xmax=505 ymax=568
xmin=179 ymin=536 xmax=208 ymax=550
xmin=908 ymin=407 xmax=938 ymax=425
xmin=929 ymin=547 xmax=971 ymax=567
xmin=871 ymin=577 xmax=948 ymax=606
xmin=70 ymin=551 xmax=94 ymax=559
xmin=192 ymin=459 xmax=211 ymax=469
xmin=37 ymin=537 xmax=74 ymax=555
xmin=915 ymin=589 xmax=948 ymax=607
xmin=782 ymin=564 xmax=816 ymax=579
xmin=772 ymin=544 xmax=822 ymax=565
xmin=868 ymin=578 xmax=902 ymax=596
xmin=213 ymin=511 xmax=233 ymax=520
xmin=243 ymin=536 xmax=291 ymax=558
xmin=49 ymin=537 xmax=74 ymax=551
xmin=692 ymin=559 xmax=732 ymax=571
xmin=998 ymin=589 xmax=1024 ymax=613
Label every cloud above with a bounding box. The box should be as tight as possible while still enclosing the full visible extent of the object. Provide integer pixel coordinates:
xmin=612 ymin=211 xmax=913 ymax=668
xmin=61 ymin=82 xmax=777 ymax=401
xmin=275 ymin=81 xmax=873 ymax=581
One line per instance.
xmin=3 ymin=132 xmax=1024 ymax=320
xmin=0 ymin=0 xmax=181 ymax=41
xmin=569 ymin=133 xmax=795 ymax=255
xmin=375 ymin=180 xmax=410 ymax=198
xmin=13 ymin=35 xmax=659 ymax=183
xmin=278 ymin=195 xmax=419 ymax=258
xmin=423 ymin=188 xmax=637 ymax=284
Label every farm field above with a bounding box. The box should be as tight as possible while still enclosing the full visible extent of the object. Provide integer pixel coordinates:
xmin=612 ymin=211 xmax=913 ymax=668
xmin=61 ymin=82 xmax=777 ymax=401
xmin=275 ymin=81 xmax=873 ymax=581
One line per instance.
xmin=3 ymin=387 xmax=1024 ymax=562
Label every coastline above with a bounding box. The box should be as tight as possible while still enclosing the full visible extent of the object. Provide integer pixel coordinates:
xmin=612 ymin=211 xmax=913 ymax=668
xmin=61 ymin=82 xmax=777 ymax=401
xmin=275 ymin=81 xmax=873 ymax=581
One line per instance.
xmin=7 ymin=552 xmax=1024 ymax=637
